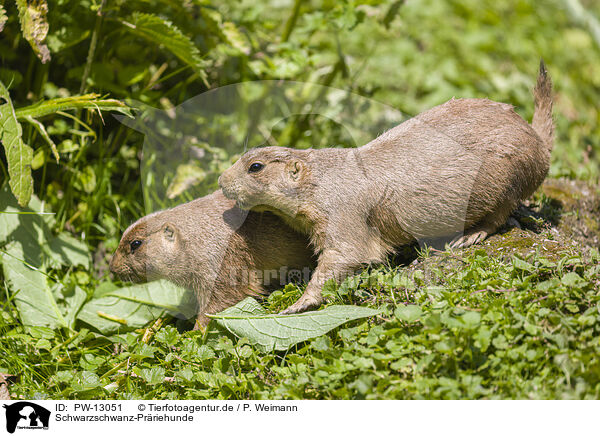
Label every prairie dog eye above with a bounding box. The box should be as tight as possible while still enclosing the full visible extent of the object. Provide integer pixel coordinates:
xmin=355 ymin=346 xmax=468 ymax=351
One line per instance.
xmin=130 ymin=240 xmax=142 ymax=253
xmin=248 ymin=162 xmax=264 ymax=173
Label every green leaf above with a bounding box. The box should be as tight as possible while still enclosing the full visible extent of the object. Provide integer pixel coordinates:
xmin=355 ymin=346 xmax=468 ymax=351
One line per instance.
xmin=136 ymin=367 xmax=166 ymax=385
xmin=210 ymin=297 xmax=381 ymax=352
xmin=512 ymin=256 xmax=535 ymax=272
xmin=394 ymin=305 xmax=422 ymax=323
xmin=14 ymin=93 xmax=132 ymax=120
xmin=77 ymin=280 xmax=197 ymax=334
xmin=0 ymin=185 xmax=90 ymax=328
xmin=461 ymin=311 xmax=481 ymax=328
xmin=70 ymin=371 xmax=101 ymax=392
xmin=15 ymin=0 xmax=51 ymax=63
xmin=561 ymin=272 xmax=585 ymax=287
xmin=0 ymin=4 xmax=7 ymax=32
xmin=200 ymin=8 xmax=250 ymax=55
xmin=0 ymin=81 xmax=34 ymax=207
xmin=46 ymin=232 xmax=90 ymax=269
xmin=24 ymin=116 xmax=59 ymax=162
xmin=122 ymin=13 xmax=208 ymax=85
xmin=166 ymin=163 xmax=206 ymax=199
xmin=1 ymin=241 xmax=66 ymax=328
xmin=155 ymin=326 xmax=179 ymax=346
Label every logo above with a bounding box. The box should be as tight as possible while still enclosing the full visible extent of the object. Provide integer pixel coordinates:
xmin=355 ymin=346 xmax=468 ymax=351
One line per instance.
xmin=2 ymin=402 xmax=50 ymax=434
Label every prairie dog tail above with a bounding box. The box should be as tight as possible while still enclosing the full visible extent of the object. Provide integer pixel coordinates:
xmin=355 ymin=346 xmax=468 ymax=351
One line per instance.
xmin=532 ymin=59 xmax=554 ymax=152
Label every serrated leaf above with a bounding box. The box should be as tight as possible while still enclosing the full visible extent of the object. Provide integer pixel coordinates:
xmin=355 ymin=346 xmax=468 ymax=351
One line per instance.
xmin=210 ymin=297 xmax=381 ymax=351
xmin=200 ymin=8 xmax=251 ymax=55
xmin=0 ymin=81 xmax=34 ymax=207
xmin=512 ymin=256 xmax=535 ymax=272
xmin=222 ymin=22 xmax=251 ymax=55
xmin=15 ymin=0 xmax=50 ymax=63
xmin=561 ymin=272 xmax=585 ymax=287
xmin=77 ymin=280 xmax=197 ymax=334
xmin=136 ymin=367 xmax=165 ymax=385
xmin=0 ymin=5 xmax=7 ymax=32
xmin=122 ymin=13 xmax=207 ymax=84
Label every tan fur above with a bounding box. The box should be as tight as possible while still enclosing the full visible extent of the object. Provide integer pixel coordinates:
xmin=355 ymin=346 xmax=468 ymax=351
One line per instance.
xmin=109 ymin=190 xmax=315 ymax=328
xmin=218 ymin=62 xmax=554 ymax=314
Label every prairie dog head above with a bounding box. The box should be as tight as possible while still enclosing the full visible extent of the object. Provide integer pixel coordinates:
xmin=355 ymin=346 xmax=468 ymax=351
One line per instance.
xmin=109 ymin=215 xmax=183 ymax=283
xmin=219 ymin=146 xmax=310 ymax=215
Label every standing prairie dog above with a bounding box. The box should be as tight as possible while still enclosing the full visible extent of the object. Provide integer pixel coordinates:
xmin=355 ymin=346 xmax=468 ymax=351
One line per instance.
xmin=218 ymin=61 xmax=554 ymax=314
xmin=109 ymin=190 xmax=315 ymax=328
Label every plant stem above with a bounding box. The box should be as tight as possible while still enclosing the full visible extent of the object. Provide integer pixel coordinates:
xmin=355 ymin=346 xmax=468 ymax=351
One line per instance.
xmin=80 ymin=0 xmax=107 ymax=94
xmin=281 ymin=0 xmax=302 ymax=43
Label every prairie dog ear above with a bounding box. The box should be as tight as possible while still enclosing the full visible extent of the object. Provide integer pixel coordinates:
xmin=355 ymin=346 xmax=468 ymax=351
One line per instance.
xmin=287 ymin=160 xmax=303 ymax=181
xmin=162 ymin=223 xmax=178 ymax=241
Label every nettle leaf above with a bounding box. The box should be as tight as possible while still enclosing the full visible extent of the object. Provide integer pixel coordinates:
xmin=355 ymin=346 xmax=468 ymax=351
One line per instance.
xmin=15 ymin=0 xmax=51 ymax=63
xmin=122 ymin=13 xmax=208 ymax=84
xmin=0 ymin=5 xmax=7 ymax=32
xmin=0 ymin=81 xmax=34 ymax=207
xmin=210 ymin=297 xmax=381 ymax=352
xmin=135 ymin=367 xmax=166 ymax=385
xmin=77 ymin=280 xmax=197 ymax=334
xmin=200 ymin=8 xmax=250 ymax=55
xmin=512 ymin=256 xmax=535 ymax=273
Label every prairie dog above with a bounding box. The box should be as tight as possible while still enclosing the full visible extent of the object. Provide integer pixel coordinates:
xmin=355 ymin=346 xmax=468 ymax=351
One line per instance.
xmin=218 ymin=61 xmax=554 ymax=314
xmin=109 ymin=190 xmax=315 ymax=328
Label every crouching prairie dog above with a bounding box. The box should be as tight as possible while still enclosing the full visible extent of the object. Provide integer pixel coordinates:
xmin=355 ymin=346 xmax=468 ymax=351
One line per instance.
xmin=219 ymin=61 xmax=554 ymax=314
xmin=109 ymin=190 xmax=315 ymax=329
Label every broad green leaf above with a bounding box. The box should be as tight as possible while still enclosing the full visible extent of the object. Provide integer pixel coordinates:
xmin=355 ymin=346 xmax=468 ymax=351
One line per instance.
xmin=70 ymin=371 xmax=101 ymax=392
xmin=15 ymin=0 xmax=51 ymax=63
xmin=62 ymin=285 xmax=89 ymax=329
xmin=210 ymin=298 xmax=381 ymax=351
xmin=0 ymin=183 xmax=88 ymax=267
xmin=46 ymin=232 xmax=90 ymax=269
xmin=395 ymin=304 xmax=422 ymax=323
xmin=0 ymin=184 xmax=90 ymax=328
xmin=122 ymin=13 xmax=208 ymax=84
xmin=0 ymin=81 xmax=34 ymax=207
xmin=14 ymin=93 xmax=132 ymax=120
xmin=461 ymin=311 xmax=481 ymax=328
xmin=0 ymin=241 xmax=65 ymax=328
xmin=512 ymin=256 xmax=535 ymax=273
xmin=77 ymin=280 xmax=197 ymax=334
